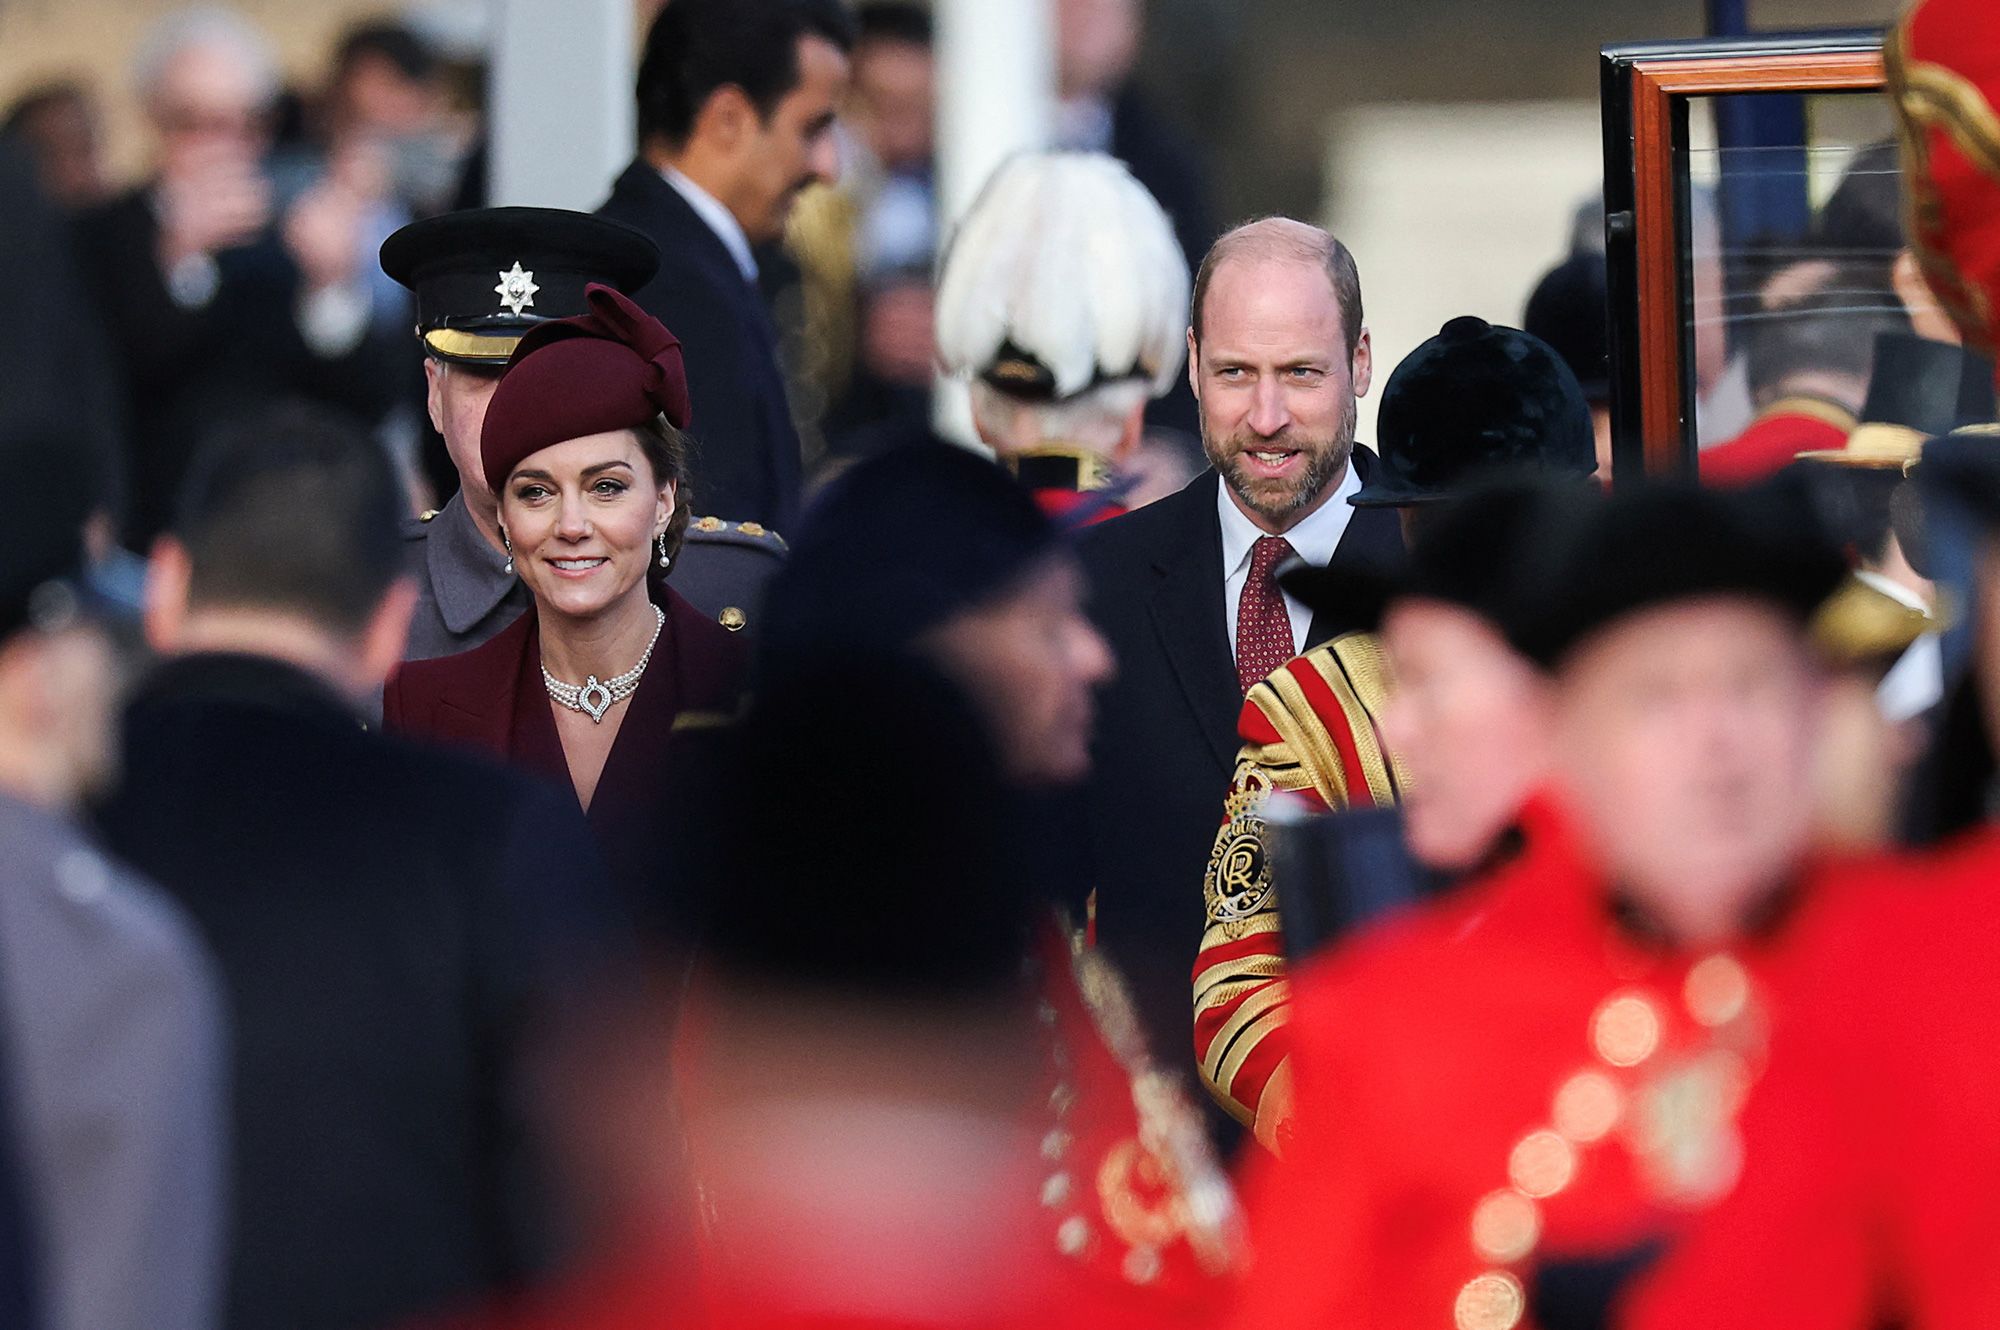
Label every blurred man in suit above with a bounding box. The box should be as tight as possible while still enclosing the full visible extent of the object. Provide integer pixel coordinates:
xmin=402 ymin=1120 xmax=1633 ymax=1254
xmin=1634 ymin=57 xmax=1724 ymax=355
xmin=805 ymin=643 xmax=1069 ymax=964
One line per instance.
xmin=70 ymin=8 xmax=406 ymax=551
xmin=599 ymin=0 xmax=853 ymax=533
xmin=1053 ymin=0 xmax=1214 ymax=440
xmin=0 ymin=141 xmax=120 ymax=489
xmin=0 ymin=417 xmax=223 ymax=1330
xmin=1076 ymin=217 xmax=1402 ymax=1141
xmin=96 ymin=406 xmax=622 ymax=1330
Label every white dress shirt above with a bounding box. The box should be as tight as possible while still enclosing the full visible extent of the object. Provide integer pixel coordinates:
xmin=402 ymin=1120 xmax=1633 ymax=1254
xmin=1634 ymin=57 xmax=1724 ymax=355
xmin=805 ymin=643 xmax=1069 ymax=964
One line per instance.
xmin=660 ymin=164 xmax=759 ymax=283
xmin=1855 ymin=569 xmax=1945 ymax=723
xmin=1218 ymin=463 xmax=1363 ymax=661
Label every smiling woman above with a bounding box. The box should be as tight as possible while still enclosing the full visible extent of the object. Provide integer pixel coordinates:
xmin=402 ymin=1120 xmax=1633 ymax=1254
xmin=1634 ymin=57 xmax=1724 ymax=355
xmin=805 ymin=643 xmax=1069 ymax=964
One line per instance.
xmin=383 ymin=285 xmax=748 ymax=902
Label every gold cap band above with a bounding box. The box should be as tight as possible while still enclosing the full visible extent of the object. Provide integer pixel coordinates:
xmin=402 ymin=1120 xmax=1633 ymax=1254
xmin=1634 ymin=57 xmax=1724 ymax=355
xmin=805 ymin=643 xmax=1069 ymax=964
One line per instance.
xmin=422 ymin=328 xmax=524 ymax=365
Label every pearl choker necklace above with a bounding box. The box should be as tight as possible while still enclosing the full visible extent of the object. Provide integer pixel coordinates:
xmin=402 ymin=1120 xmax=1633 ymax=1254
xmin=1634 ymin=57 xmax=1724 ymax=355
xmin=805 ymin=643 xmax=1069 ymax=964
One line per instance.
xmin=542 ymin=604 xmax=666 ymax=723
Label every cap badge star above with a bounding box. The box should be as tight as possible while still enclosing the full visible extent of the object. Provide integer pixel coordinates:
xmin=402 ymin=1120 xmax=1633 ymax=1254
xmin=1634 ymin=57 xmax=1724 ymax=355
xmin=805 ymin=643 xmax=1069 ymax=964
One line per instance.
xmin=495 ymin=262 xmax=540 ymax=316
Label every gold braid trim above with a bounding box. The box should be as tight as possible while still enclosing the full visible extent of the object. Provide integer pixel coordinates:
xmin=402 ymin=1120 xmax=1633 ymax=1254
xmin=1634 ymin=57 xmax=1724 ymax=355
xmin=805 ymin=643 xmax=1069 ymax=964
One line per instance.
xmin=1319 ymin=635 xmax=1402 ymax=804
xmin=1897 ymin=59 xmax=2000 ymax=179
xmin=1190 ymin=952 xmax=1289 ymax=1025
xmin=1258 ymin=668 xmax=1352 ymax=809
xmin=1208 ymin=985 xmax=1292 ymax=1094
xmin=1072 ymin=940 xmax=1245 ymax=1274
xmin=1760 ymin=395 xmax=1861 ymax=436
xmin=1339 ymin=632 xmax=1412 ymax=793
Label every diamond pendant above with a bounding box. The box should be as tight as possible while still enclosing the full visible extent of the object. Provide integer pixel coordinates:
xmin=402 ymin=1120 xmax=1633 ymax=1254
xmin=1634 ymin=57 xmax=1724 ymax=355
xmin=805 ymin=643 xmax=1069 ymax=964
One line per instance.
xmin=578 ymin=677 xmax=613 ymax=723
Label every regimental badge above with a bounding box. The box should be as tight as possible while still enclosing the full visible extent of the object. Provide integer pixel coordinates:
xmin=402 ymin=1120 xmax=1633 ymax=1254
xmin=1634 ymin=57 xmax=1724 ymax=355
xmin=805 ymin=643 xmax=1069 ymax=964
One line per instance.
xmin=1204 ymin=765 xmax=1276 ymax=936
xmin=495 ymin=262 xmax=540 ymax=316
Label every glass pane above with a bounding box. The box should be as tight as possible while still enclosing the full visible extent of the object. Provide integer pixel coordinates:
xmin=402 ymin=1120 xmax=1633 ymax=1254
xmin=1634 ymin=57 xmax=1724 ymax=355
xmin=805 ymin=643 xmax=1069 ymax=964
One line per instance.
xmin=1683 ymin=91 xmax=1911 ymax=464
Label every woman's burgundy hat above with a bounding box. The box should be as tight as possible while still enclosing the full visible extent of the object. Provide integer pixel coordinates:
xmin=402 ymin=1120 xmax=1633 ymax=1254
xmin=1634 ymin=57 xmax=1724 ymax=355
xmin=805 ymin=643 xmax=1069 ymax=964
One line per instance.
xmin=480 ymin=282 xmax=692 ymax=494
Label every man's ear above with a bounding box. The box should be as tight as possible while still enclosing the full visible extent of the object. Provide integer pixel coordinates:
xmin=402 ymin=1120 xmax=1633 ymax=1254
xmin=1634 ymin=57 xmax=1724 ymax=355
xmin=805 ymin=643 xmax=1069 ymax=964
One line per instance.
xmin=423 ymin=357 xmax=447 ymax=436
xmin=143 ymin=537 xmax=194 ymax=655
xmin=691 ymin=84 xmax=758 ymax=152
xmin=1185 ymin=327 xmax=1201 ymax=402
xmin=1351 ymin=327 xmax=1374 ymax=399
xmin=359 ymin=577 xmax=420 ymax=689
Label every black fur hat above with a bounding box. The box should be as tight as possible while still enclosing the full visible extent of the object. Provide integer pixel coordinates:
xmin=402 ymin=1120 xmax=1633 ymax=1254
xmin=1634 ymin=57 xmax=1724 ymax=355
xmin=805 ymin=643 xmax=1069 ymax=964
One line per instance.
xmin=1352 ymin=316 xmax=1597 ymax=508
xmin=1504 ymin=476 xmax=1847 ymax=669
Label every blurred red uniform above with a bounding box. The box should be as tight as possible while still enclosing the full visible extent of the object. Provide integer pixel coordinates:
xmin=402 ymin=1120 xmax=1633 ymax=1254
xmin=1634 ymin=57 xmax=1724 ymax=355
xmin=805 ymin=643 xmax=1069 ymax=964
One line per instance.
xmin=1698 ymin=398 xmax=1855 ymax=486
xmin=1890 ymin=0 xmax=2000 ymax=362
xmin=1009 ymin=447 xmax=1129 ymax=526
xmin=1228 ymin=792 xmax=1886 ymax=1330
xmin=1621 ymin=828 xmax=2000 ymax=1330
xmin=451 ymin=918 xmax=1241 ymax=1330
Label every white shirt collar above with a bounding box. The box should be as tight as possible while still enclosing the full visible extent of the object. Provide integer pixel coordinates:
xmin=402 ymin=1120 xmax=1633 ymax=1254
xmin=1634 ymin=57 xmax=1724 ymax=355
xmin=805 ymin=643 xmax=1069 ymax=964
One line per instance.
xmin=1217 ymin=461 xmax=1363 ymax=581
xmin=1853 ymin=569 xmax=1932 ymax=615
xmin=660 ymin=164 xmax=759 ymax=283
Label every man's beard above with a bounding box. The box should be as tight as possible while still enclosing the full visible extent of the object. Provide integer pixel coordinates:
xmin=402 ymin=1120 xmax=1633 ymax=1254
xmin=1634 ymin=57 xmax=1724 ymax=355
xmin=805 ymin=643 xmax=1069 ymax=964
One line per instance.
xmin=1203 ymin=392 xmax=1357 ymax=529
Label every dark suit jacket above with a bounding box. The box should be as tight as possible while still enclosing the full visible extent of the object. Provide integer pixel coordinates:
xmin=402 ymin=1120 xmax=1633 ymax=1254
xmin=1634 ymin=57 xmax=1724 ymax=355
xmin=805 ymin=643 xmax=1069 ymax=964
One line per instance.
xmin=384 ymin=585 xmax=748 ymax=909
xmin=597 ymin=162 xmax=803 ymax=532
xmin=0 ymin=145 xmax=121 ymax=496
xmin=94 ymin=652 xmax=624 ymax=1330
xmin=1111 ymin=88 xmax=1215 ymax=306
xmin=1075 ymin=454 xmax=1404 ymax=1134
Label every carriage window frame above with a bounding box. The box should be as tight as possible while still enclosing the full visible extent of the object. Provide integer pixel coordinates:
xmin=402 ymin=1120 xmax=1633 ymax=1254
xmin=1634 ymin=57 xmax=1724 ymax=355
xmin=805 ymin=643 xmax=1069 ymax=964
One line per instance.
xmin=1600 ymin=31 xmax=1886 ymax=482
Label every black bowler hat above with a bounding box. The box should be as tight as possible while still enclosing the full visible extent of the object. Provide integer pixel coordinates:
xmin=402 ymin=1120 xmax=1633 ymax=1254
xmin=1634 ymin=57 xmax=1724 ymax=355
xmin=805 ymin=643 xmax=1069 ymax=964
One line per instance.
xmin=1351 ymin=316 xmax=1596 ymax=508
xmin=1283 ymin=480 xmax=1582 ymax=644
xmin=379 ymin=206 xmax=659 ymax=367
xmin=1797 ymin=333 xmax=1996 ymax=469
xmin=1524 ymin=251 xmax=1610 ymax=405
xmin=1504 ymin=477 xmax=1847 ymax=669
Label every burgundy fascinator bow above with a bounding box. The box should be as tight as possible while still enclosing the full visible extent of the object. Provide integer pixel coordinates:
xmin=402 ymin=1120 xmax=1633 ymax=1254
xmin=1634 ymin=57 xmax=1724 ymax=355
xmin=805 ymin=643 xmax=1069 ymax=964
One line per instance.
xmin=573 ymin=283 xmax=693 ymax=429
xmin=479 ymin=282 xmax=695 ymax=493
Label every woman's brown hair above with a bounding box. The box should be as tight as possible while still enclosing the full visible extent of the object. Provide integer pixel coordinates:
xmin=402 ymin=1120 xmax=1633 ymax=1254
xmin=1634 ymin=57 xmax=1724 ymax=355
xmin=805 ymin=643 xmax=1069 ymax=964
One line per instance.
xmin=633 ymin=413 xmax=693 ymax=562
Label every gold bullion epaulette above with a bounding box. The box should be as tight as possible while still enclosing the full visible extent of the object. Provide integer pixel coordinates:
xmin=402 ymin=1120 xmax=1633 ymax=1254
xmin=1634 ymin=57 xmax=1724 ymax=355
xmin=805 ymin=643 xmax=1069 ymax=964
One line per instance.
xmin=685 ymin=515 xmax=788 ymax=554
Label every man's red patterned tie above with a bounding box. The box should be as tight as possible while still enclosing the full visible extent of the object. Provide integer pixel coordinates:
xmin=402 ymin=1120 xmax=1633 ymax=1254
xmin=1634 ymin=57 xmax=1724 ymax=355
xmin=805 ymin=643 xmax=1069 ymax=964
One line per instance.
xmin=1236 ymin=535 xmax=1297 ymax=694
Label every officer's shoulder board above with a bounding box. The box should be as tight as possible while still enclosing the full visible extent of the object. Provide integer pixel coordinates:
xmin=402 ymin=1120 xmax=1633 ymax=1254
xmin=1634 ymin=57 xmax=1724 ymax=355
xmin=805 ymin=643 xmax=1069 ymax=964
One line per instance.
xmin=684 ymin=515 xmax=788 ymax=557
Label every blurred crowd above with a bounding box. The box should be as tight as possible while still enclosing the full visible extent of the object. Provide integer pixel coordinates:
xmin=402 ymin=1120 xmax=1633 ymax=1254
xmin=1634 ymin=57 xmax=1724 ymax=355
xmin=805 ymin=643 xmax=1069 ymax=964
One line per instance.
xmin=5 ymin=1 xmax=2000 ymax=1330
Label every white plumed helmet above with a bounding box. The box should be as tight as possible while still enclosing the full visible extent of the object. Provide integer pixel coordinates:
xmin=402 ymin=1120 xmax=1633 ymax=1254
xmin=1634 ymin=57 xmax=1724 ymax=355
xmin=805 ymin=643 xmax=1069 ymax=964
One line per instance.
xmin=935 ymin=151 xmax=1191 ymax=404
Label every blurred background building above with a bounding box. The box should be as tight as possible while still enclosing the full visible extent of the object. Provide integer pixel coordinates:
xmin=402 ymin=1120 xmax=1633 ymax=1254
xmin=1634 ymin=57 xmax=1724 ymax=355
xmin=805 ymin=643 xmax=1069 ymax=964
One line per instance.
xmin=0 ymin=0 xmax=1901 ymax=452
